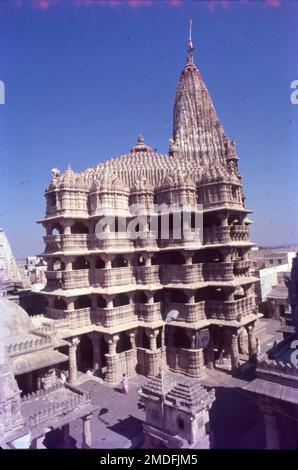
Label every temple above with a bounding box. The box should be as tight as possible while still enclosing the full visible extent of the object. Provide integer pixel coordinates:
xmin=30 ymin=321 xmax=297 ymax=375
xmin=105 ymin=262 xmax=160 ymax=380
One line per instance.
xmin=35 ymin=32 xmax=260 ymax=387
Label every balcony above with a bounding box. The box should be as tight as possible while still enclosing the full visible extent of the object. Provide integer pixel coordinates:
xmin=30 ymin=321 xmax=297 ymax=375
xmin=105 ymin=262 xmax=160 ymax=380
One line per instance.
xmin=134 ymin=231 xmax=158 ymax=249
xmin=160 ymin=264 xmax=204 ymax=284
xmin=165 ymin=301 xmax=206 ymax=323
xmin=95 ymin=304 xmax=136 ymax=328
xmin=203 ymin=226 xmax=230 ymax=245
xmin=93 ymin=267 xmax=135 ymax=288
xmin=230 ymin=225 xmax=249 ymax=242
xmin=203 ymin=262 xmax=233 ymax=282
xmin=233 ymin=260 xmax=251 ymax=277
xmin=46 ymin=269 xmax=90 ymax=290
xmin=206 ymin=295 xmax=255 ymax=321
xmin=44 ymin=234 xmax=89 ymax=253
xmin=62 ymin=269 xmax=90 ymax=289
xmin=136 ymin=302 xmax=162 ymax=323
xmin=43 ymin=232 xmax=133 ymax=254
xmin=160 ymin=263 xmax=233 ymax=284
xmin=46 ymin=307 xmax=92 ymax=328
xmin=93 ymin=232 xmax=133 ymax=250
xmin=134 ymin=265 xmax=160 ymax=284
xmin=159 ymin=228 xmax=202 ymax=249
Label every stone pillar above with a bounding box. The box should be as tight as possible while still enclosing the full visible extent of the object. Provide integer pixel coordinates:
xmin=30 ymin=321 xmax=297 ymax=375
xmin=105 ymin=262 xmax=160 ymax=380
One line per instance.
xmin=219 ymin=213 xmax=228 ymax=227
xmin=104 ymin=294 xmax=114 ymax=309
xmin=161 ymin=327 xmax=165 ymax=349
xmin=230 ymin=332 xmax=239 ymax=373
xmin=128 ymin=291 xmax=134 ymax=305
xmin=186 ymin=290 xmax=195 ymax=304
xmin=129 ymin=331 xmax=136 ymax=349
xmin=144 ymin=254 xmax=152 ymax=267
xmin=104 ymin=334 xmax=121 ymax=384
xmin=146 ymin=329 xmax=159 ymax=350
xmin=62 ymin=220 xmax=72 ymax=235
xmin=66 ymin=297 xmax=76 ymax=311
xmin=82 ymin=414 xmax=92 ymax=449
xmin=65 ymin=258 xmax=73 ymax=272
xmin=88 ymin=333 xmax=102 ymax=374
xmin=104 ymin=254 xmax=113 ymax=269
xmin=106 ymin=334 xmax=119 ymax=355
xmin=226 ymin=288 xmax=234 ymax=301
xmin=247 ymin=325 xmax=256 ymax=358
xmin=184 ymin=251 xmax=194 ymax=265
xmin=147 ymin=291 xmax=154 ymax=304
xmin=68 ymin=337 xmax=80 ymax=383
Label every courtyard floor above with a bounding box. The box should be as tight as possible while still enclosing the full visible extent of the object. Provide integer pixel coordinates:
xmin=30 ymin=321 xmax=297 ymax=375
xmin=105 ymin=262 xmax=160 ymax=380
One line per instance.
xmin=45 ymin=317 xmax=283 ymax=449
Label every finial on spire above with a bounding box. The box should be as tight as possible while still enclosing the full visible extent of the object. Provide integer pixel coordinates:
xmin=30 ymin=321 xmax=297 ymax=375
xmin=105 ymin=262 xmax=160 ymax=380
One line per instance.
xmin=137 ymin=133 xmax=144 ymax=144
xmin=187 ymin=18 xmax=195 ymax=63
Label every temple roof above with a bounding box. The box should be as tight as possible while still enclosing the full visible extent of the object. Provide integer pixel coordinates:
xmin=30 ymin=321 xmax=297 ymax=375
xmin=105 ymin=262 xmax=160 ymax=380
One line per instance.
xmin=46 ymin=31 xmax=242 ymax=193
xmin=139 ymin=372 xmax=215 ymax=413
xmin=172 ymin=34 xmax=228 ymax=164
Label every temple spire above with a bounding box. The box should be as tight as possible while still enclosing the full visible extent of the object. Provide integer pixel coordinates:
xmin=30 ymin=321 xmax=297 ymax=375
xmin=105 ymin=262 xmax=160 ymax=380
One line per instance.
xmin=187 ymin=18 xmax=195 ymax=63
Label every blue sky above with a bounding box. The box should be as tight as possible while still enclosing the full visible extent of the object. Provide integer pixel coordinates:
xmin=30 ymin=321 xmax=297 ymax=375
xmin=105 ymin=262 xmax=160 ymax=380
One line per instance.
xmin=0 ymin=0 xmax=297 ymax=258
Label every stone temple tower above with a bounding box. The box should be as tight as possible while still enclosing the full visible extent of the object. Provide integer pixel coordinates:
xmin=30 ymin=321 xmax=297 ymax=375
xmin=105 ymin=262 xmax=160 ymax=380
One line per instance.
xmin=38 ymin=28 xmax=259 ymax=385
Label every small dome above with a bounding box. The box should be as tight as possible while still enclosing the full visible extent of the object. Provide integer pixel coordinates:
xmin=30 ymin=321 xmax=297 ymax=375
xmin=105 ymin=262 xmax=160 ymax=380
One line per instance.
xmin=0 ymin=297 xmax=34 ymax=341
xmin=130 ymin=134 xmax=153 ymax=154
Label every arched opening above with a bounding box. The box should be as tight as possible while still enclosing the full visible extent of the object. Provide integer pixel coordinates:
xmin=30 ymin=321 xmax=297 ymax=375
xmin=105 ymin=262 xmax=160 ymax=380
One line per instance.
xmin=116 ymin=332 xmax=131 ymax=353
xmin=48 ymin=193 xmax=57 ymax=209
xmin=73 ymin=256 xmax=90 ymax=270
xmin=54 ymin=297 xmax=67 ymax=310
xmin=193 ymin=251 xmax=206 ymax=263
xmin=153 ymin=290 xmax=164 ymax=303
xmin=169 ymin=289 xmax=188 ymax=303
xmin=195 ymin=288 xmax=207 ymax=302
xmin=96 ymin=295 xmax=106 ymax=308
xmin=51 ymin=223 xmax=63 ymax=235
xmin=113 ymin=293 xmax=130 ymax=307
xmin=100 ymin=336 xmax=109 ymax=368
xmin=156 ymin=328 xmax=162 ymax=348
xmin=136 ymin=255 xmax=145 ymax=266
xmin=75 ymin=296 xmax=91 ymax=309
xmin=208 ymin=287 xmax=226 ymax=301
xmin=111 ymin=255 xmax=127 ymax=268
xmin=71 ymin=222 xmax=89 ymax=234
xmin=134 ymin=291 xmax=147 ymax=304
xmin=234 ymin=286 xmax=245 ymax=300
xmin=78 ymin=334 xmax=93 ymax=372
xmin=95 ymin=257 xmax=105 ymax=269
xmin=205 ymin=250 xmax=223 ymax=263
xmin=140 ymin=329 xmax=150 ymax=349
xmin=163 ymin=251 xmax=185 ymax=265
xmin=172 ymin=327 xmax=190 ymax=348
xmin=151 ymin=254 xmax=159 ymax=265
xmin=53 ymin=259 xmax=65 ymax=271
xmin=228 ymin=214 xmax=240 ymax=225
